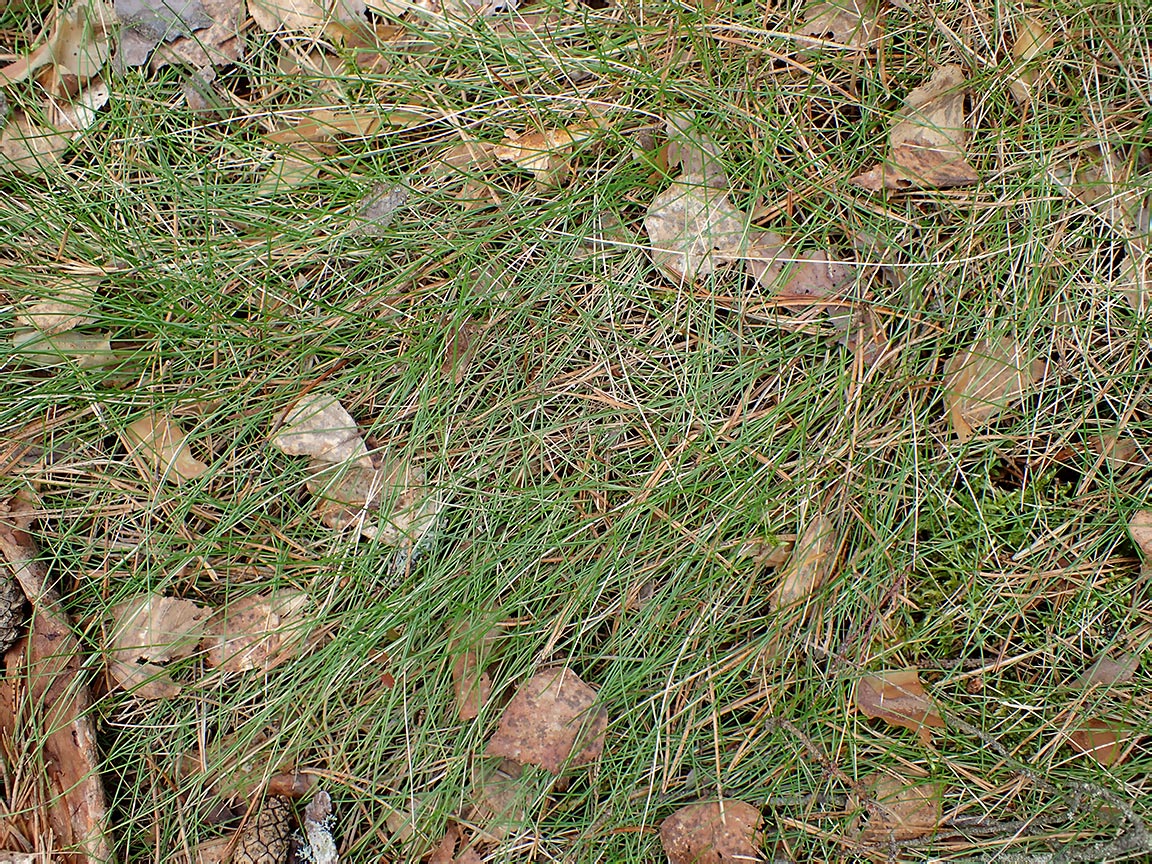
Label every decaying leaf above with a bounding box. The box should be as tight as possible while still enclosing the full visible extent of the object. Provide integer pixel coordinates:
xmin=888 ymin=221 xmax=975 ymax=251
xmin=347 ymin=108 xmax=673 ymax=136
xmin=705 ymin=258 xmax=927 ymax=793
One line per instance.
xmin=485 ymin=667 xmax=608 ymax=773
xmin=645 ymin=182 xmax=748 ymax=282
xmin=1008 ymin=17 xmax=1055 ymax=105
xmin=202 ymin=590 xmax=311 ymax=673
xmin=257 ymin=146 xmax=326 ymax=194
xmin=943 ymin=335 xmax=1045 ymax=441
xmin=664 ymin=112 xmax=726 ymax=187
xmin=859 ymin=775 xmax=944 ymax=842
xmin=854 ymin=65 xmax=979 ymax=191
xmin=469 ymin=758 xmax=529 ymax=841
xmin=232 ymin=796 xmax=293 ymax=864
xmin=153 ymin=0 xmax=244 ymax=70
xmin=350 ymin=182 xmax=407 ymax=237
xmin=0 ymin=2 xmax=114 ymax=90
xmin=797 ymin=0 xmax=876 ymax=52
xmin=16 ymin=278 xmax=98 ymax=335
xmin=125 ymin=412 xmax=210 ymax=484
xmin=305 ymin=457 xmax=438 ymax=545
xmin=106 ymin=593 xmax=211 ymax=699
xmin=744 ymin=231 xmax=855 ymax=299
xmin=0 ymin=113 xmax=71 ymax=176
xmin=114 ymin=0 xmax=212 ymax=68
xmin=302 ymin=791 xmax=339 ymax=864
xmin=441 ymin=322 xmax=481 ymax=384
xmin=1073 ymin=652 xmax=1139 ymax=690
xmin=772 ymin=513 xmax=835 ymax=608
xmin=1051 ymin=143 xmax=1148 ymax=239
xmin=248 ymin=0 xmax=365 ymax=33
xmin=1067 ymin=719 xmax=1138 ymax=767
xmin=42 ymin=77 xmax=111 ymax=136
xmin=10 ymin=330 xmax=114 ymax=368
xmin=0 ymin=494 xmax=112 ymax=862
xmin=1129 ymin=510 xmax=1152 ymax=560
xmin=450 ymin=619 xmax=501 ymax=721
xmin=493 ymin=124 xmax=594 ymax=186
xmin=180 ymin=725 xmax=307 ymax=801
xmin=856 ymin=668 xmax=944 ymax=745
xmin=659 ymin=800 xmax=763 ymax=864
xmin=272 ymin=392 xmax=373 ymax=468
xmin=1114 ymin=251 xmax=1150 ymax=312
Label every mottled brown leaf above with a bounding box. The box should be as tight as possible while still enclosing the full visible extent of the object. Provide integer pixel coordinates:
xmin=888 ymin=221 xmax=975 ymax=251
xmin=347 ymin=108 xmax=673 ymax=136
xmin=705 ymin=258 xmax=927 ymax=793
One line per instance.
xmin=202 ymin=590 xmax=310 ymax=673
xmin=659 ymin=800 xmax=763 ymax=864
xmin=486 ymin=667 xmax=607 ymax=773
xmin=856 ymin=668 xmax=944 ymax=745
xmin=106 ymin=593 xmax=211 ymax=699
xmin=744 ymin=231 xmax=854 ymax=299
xmin=772 ymin=514 xmax=835 ymax=609
xmin=1128 ymin=510 xmax=1152 ymax=559
xmin=16 ymin=278 xmax=98 ymax=334
xmin=859 ymin=775 xmax=944 ymax=842
xmin=797 ymin=0 xmax=876 ymax=52
xmin=272 ymin=392 xmax=372 ymax=467
xmin=645 ymin=182 xmax=748 ymax=282
xmin=493 ymin=124 xmax=595 ymax=186
xmin=125 ymin=412 xmax=210 ymax=484
xmin=943 ymin=335 xmax=1045 ymax=441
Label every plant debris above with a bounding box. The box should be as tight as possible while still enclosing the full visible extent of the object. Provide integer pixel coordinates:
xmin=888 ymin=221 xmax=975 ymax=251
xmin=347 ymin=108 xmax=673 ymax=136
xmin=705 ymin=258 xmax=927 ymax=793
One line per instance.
xmin=856 ymin=668 xmax=945 ymax=745
xmin=772 ymin=512 xmax=835 ymax=609
xmin=858 ymin=775 xmax=944 ymax=843
xmin=659 ymin=800 xmax=763 ymax=864
xmin=450 ymin=619 xmax=500 ymax=721
xmin=1007 ymin=16 xmax=1054 ymax=105
xmin=272 ymin=393 xmax=373 ymax=468
xmin=943 ymin=335 xmax=1045 ymax=441
xmin=124 ymin=412 xmax=210 ymax=484
xmin=796 ymin=0 xmax=876 ymax=52
xmin=105 ymin=592 xmax=211 ymax=699
xmin=202 ymin=590 xmax=311 ymax=673
xmin=485 ymin=667 xmax=607 ymax=773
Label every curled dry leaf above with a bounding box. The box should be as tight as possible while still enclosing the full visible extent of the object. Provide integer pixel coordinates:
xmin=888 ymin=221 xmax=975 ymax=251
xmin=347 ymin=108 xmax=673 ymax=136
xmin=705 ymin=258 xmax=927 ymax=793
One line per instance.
xmin=106 ymin=593 xmax=211 ymax=699
xmin=493 ymin=124 xmax=594 ymax=186
xmin=248 ymin=0 xmax=365 ymax=33
xmin=153 ymin=0 xmax=245 ymax=70
xmin=450 ymin=619 xmax=501 ymax=721
xmin=943 ymin=335 xmax=1045 ymax=441
xmin=659 ymin=800 xmax=764 ymax=864
xmin=125 ymin=412 xmax=210 ymax=484
xmin=1068 ymin=719 xmax=1137 ymax=767
xmin=272 ymin=392 xmax=372 ymax=467
xmin=859 ymin=775 xmax=944 ymax=843
xmin=202 ymin=590 xmax=311 ymax=673
xmin=854 ymin=65 xmax=979 ymax=191
xmin=772 ymin=514 xmax=835 ymax=609
xmin=796 ymin=0 xmax=876 ymax=52
xmin=485 ymin=667 xmax=608 ymax=773
xmin=744 ymin=231 xmax=854 ymax=299
xmin=43 ymin=78 xmax=111 ymax=135
xmin=1008 ymin=17 xmax=1054 ymax=105
xmin=645 ymin=182 xmax=748 ymax=282
xmin=0 ymin=2 xmax=113 ymax=89
xmin=856 ymin=668 xmax=944 ymax=745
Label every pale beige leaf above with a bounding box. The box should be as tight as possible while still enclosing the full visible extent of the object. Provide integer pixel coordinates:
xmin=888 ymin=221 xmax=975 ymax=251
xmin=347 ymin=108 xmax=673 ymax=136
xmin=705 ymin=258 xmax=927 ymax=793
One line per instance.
xmin=469 ymin=758 xmax=528 ymax=841
xmin=106 ymin=593 xmax=211 ymax=699
xmin=773 ymin=514 xmax=835 ymax=608
xmin=1051 ymin=144 xmax=1148 ymax=239
xmin=1008 ymin=17 xmax=1054 ymax=105
xmin=1114 ymin=251 xmax=1149 ymax=312
xmin=856 ymin=668 xmax=944 ymax=745
xmin=1128 ymin=510 xmax=1152 ymax=558
xmin=257 ymin=147 xmax=325 ymax=194
xmin=493 ymin=125 xmax=594 ymax=186
xmin=44 ymin=77 xmax=111 ymax=134
xmin=859 ymin=775 xmax=944 ymax=842
xmin=486 ymin=667 xmax=608 ymax=773
xmin=744 ymin=230 xmax=854 ymax=299
xmin=202 ymin=590 xmax=311 ymax=673
xmin=10 ymin=330 xmax=113 ymax=368
xmin=944 ymin=335 xmax=1044 ymax=441
xmin=305 ymin=457 xmax=439 ymax=545
xmin=797 ymin=0 xmax=876 ymax=52
xmin=248 ymin=0 xmax=364 ymax=32
xmin=659 ymin=800 xmax=763 ymax=864
xmin=645 ymin=181 xmax=748 ymax=282
xmin=0 ymin=113 xmax=71 ymax=176
xmin=272 ymin=392 xmax=372 ymax=466
xmin=17 ymin=278 xmax=97 ymax=334
xmin=125 ymin=412 xmax=209 ymax=484
xmin=854 ymin=65 xmax=978 ymax=190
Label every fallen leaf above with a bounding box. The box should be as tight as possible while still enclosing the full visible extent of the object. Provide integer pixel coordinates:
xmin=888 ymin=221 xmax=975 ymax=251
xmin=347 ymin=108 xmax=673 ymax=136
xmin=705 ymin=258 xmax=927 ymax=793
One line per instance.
xmin=305 ymin=457 xmax=438 ymax=546
xmin=450 ymin=619 xmax=500 ymax=721
xmin=271 ymin=392 xmax=373 ymax=468
xmin=744 ymin=231 xmax=854 ymax=299
xmin=248 ymin=0 xmax=365 ymax=33
xmin=943 ymin=335 xmax=1045 ymax=441
xmin=153 ymin=0 xmax=244 ymax=69
xmin=485 ymin=667 xmax=608 ymax=773
xmin=1087 ymin=434 xmax=1141 ymax=469
xmin=772 ymin=513 xmax=835 ymax=608
xmin=1114 ymin=251 xmax=1150 ymax=312
xmin=856 ymin=668 xmax=944 ymax=745
xmin=232 ymin=797 xmax=292 ymax=864
xmin=117 ymin=0 xmax=212 ymax=40
xmin=0 ymin=494 xmax=112 ymax=862
xmin=266 ymin=107 xmax=385 ymax=144
xmin=350 ymin=182 xmax=407 ymax=237
xmin=664 ymin=111 xmax=726 ymax=187
xmin=125 ymin=412 xmax=210 ymax=484
xmin=10 ymin=330 xmax=114 ymax=368
xmin=1073 ymin=652 xmax=1139 ymax=690
xmin=796 ymin=0 xmax=876 ymax=52
xmin=659 ymin=800 xmax=763 ymax=864
xmin=202 ymin=590 xmax=311 ymax=673
xmin=853 ymin=64 xmax=979 ymax=190
xmin=0 ymin=2 xmax=113 ymax=89
xmin=645 ymin=181 xmax=748 ymax=282
xmin=257 ymin=146 xmax=327 ymax=194
xmin=1008 ymin=17 xmax=1054 ymax=105
xmin=468 ymin=758 xmax=529 ymax=841
xmin=859 ymin=775 xmax=944 ymax=842
xmin=0 ymin=113 xmax=71 ymax=176
xmin=1068 ymin=719 xmax=1137 ymax=767
xmin=493 ymin=124 xmax=594 ymax=186
xmin=441 ymin=322 xmax=481 ymax=384
xmin=181 ymin=726 xmax=307 ymax=801
xmin=44 ymin=78 xmax=111 ymax=135
xmin=302 ymin=790 xmax=339 ymax=864
xmin=1051 ymin=143 xmax=1148 ymax=239
xmin=105 ymin=593 xmax=211 ymax=699
xmin=16 ymin=277 xmax=98 ymax=334
xmin=1128 ymin=510 xmax=1152 ymax=559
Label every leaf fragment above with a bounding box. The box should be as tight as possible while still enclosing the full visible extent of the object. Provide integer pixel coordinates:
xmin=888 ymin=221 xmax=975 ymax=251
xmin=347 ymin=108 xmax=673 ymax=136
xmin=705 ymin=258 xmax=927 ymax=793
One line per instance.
xmin=659 ymin=800 xmax=763 ymax=864
xmin=493 ymin=124 xmax=593 ymax=186
xmin=1129 ymin=510 xmax=1152 ymax=559
xmin=796 ymin=0 xmax=876 ymax=52
xmin=0 ymin=113 xmax=71 ymax=176
xmin=943 ymin=335 xmax=1045 ymax=441
xmin=248 ymin=0 xmax=365 ymax=33
xmin=485 ymin=667 xmax=608 ymax=773
xmin=16 ymin=278 xmax=98 ymax=334
xmin=106 ymin=593 xmax=211 ymax=699
xmin=10 ymin=330 xmax=114 ymax=368
xmin=645 ymin=182 xmax=748 ymax=282
xmin=1051 ymin=143 xmax=1148 ymax=239
xmin=202 ymin=590 xmax=311 ymax=673
xmin=1008 ymin=17 xmax=1054 ymax=105
xmin=856 ymin=668 xmax=944 ymax=745
xmin=152 ymin=0 xmax=244 ymax=69
xmin=853 ymin=65 xmax=979 ymax=190
xmin=859 ymin=775 xmax=944 ymax=842
xmin=125 ymin=412 xmax=210 ymax=484
xmin=272 ymin=392 xmax=373 ymax=468
xmin=450 ymin=619 xmax=500 ymax=721
xmin=772 ymin=514 xmax=835 ymax=609
xmin=1068 ymin=719 xmax=1137 ymax=767
xmin=744 ymin=230 xmax=854 ymax=299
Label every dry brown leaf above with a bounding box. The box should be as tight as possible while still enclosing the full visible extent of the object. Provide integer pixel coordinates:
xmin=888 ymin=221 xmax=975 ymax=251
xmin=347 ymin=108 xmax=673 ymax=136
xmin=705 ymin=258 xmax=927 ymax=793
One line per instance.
xmin=44 ymin=78 xmax=111 ymax=135
xmin=257 ymin=146 xmax=327 ymax=194
xmin=1052 ymin=143 xmax=1148 ymax=239
xmin=0 ymin=113 xmax=71 ymax=176
xmin=272 ymin=392 xmax=372 ymax=467
xmin=773 ymin=514 xmax=835 ymax=609
xmin=153 ymin=0 xmax=244 ymax=70
xmin=797 ymin=0 xmax=876 ymax=52
xmin=1068 ymin=719 xmax=1137 ymax=767
xmin=645 ymin=182 xmax=748 ymax=282
xmin=1073 ymin=652 xmax=1139 ymax=690
xmin=1114 ymin=251 xmax=1150 ymax=312
xmin=266 ymin=107 xmax=384 ymax=144
xmin=1008 ymin=17 xmax=1054 ymax=105
xmin=469 ymin=758 xmax=528 ymax=841
xmin=664 ymin=112 xmax=726 ymax=187
xmin=0 ymin=2 xmax=113 ymax=89
xmin=16 ymin=278 xmax=98 ymax=335
xmin=441 ymin=322 xmax=481 ymax=384
xmin=943 ymin=335 xmax=1045 ymax=441
xmin=485 ymin=667 xmax=608 ymax=773
xmin=125 ymin=412 xmax=210 ymax=484
xmin=1128 ymin=510 xmax=1152 ymax=559
xmin=304 ymin=457 xmax=438 ymax=545
xmin=106 ymin=593 xmax=211 ymax=699
xmin=859 ymin=775 xmax=943 ymax=842
xmin=249 ymin=0 xmax=364 ymax=32
xmin=659 ymin=800 xmax=763 ymax=864
xmin=853 ymin=65 xmax=979 ymax=191
xmin=450 ymin=619 xmax=500 ymax=721
xmin=493 ymin=125 xmax=594 ymax=186
xmin=0 ymin=494 xmax=112 ymax=862
xmin=10 ymin=330 xmax=113 ymax=368
xmin=202 ymin=590 xmax=311 ymax=673
xmin=856 ymin=668 xmax=944 ymax=745
xmin=1087 ymin=434 xmax=1141 ymax=470
xmin=744 ymin=231 xmax=854 ymax=299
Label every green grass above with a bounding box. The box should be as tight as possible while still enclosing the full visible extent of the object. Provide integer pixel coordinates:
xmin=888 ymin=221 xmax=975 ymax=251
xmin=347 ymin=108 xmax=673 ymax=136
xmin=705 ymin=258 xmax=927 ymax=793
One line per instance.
xmin=2 ymin=0 xmax=1152 ymax=860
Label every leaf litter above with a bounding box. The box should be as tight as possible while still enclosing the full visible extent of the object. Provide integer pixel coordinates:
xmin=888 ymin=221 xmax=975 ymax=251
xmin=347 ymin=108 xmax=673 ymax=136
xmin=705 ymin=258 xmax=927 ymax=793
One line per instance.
xmin=659 ymin=800 xmax=763 ymax=864
xmin=856 ymin=668 xmax=945 ymax=745
xmin=943 ymin=335 xmax=1046 ymax=441
xmin=124 ymin=411 xmax=210 ymax=484
xmin=105 ymin=592 xmax=211 ymax=699
xmin=857 ymin=774 xmax=944 ymax=843
xmin=202 ymin=590 xmax=312 ymax=673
